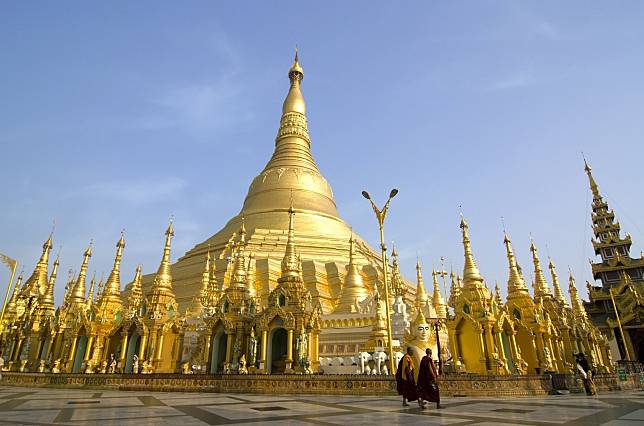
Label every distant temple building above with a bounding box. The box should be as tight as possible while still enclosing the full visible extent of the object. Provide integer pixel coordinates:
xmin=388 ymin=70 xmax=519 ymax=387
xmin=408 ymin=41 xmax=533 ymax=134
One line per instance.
xmin=583 ymin=161 xmax=644 ymax=362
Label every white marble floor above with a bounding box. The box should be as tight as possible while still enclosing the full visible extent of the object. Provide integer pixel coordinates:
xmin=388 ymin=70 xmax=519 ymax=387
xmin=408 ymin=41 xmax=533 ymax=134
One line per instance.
xmin=0 ymin=386 xmax=642 ymax=425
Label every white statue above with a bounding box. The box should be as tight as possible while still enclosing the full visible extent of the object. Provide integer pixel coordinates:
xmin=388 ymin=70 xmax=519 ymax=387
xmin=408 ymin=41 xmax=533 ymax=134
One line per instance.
xmin=84 ymin=360 xmax=95 ymax=374
xmin=51 ymin=359 xmax=61 ymax=374
xmin=393 ymin=351 xmax=404 ymax=371
xmin=356 ymin=352 xmax=372 ymax=374
xmin=372 ymin=351 xmax=387 ymax=375
xmin=248 ymin=327 xmax=258 ymax=367
xmin=100 ymin=360 xmax=108 ymax=374
xmin=391 ymin=295 xmax=411 ymax=342
xmin=132 ymin=354 xmax=139 ymax=374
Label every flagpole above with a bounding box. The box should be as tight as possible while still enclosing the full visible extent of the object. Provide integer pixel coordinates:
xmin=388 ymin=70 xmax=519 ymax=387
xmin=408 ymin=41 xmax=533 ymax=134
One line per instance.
xmin=0 ymin=261 xmax=17 ymax=329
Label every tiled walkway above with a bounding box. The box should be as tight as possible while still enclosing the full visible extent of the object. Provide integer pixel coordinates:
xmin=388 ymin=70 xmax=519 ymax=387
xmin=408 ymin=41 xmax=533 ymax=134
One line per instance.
xmin=0 ymin=386 xmax=642 ymax=425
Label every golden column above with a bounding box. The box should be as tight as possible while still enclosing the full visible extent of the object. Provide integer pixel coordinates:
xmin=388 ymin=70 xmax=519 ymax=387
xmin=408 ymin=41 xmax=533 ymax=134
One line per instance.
xmin=362 ymin=188 xmax=398 ymax=374
xmin=260 ymin=329 xmax=268 ymax=371
xmin=83 ymin=336 xmax=94 ymax=362
xmin=609 ymin=287 xmax=631 ymax=361
xmin=286 ymin=329 xmax=294 ymax=370
xmin=138 ymin=333 xmax=148 ymax=359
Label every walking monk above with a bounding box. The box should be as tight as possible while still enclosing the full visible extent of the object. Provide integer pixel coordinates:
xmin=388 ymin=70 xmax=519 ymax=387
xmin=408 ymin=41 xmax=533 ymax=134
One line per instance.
xmin=396 ymin=347 xmax=421 ymax=407
xmin=417 ymin=348 xmax=442 ymax=409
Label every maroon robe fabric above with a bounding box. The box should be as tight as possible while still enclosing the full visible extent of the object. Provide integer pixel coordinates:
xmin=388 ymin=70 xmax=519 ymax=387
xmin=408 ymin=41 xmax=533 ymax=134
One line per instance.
xmin=417 ymin=355 xmax=440 ymax=403
xmin=395 ymin=354 xmax=418 ymax=401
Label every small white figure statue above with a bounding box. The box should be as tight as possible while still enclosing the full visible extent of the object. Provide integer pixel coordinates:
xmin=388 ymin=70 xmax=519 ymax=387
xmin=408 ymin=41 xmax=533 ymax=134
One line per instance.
xmin=51 ymin=359 xmax=61 ymax=374
xmin=100 ymin=360 xmax=108 ymax=374
xmin=84 ymin=360 xmax=95 ymax=374
xmin=132 ymin=354 xmax=139 ymax=374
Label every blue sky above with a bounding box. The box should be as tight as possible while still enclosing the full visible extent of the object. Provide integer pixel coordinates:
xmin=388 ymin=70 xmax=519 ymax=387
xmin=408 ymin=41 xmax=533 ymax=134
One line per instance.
xmin=1 ymin=1 xmax=643 ymax=306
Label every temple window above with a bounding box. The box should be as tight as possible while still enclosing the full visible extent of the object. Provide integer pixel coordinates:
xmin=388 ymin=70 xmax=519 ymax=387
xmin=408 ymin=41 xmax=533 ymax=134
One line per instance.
xmin=513 ymin=308 xmax=521 ymax=320
xmin=278 ymin=294 xmax=286 ymax=307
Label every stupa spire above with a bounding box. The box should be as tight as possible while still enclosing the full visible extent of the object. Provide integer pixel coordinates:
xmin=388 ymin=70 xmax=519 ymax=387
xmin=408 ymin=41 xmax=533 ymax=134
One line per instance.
xmin=415 ymin=260 xmax=429 ymax=307
xmin=153 ymin=219 xmax=174 ymax=290
xmin=5 ymin=272 xmax=24 ymax=319
xmin=548 ymin=258 xmax=568 ymax=306
xmin=530 ymin=239 xmax=552 ymax=300
xmin=22 ymin=233 xmax=53 ymax=297
xmin=70 ymin=242 xmax=92 ymax=304
xmin=503 ymin=233 xmax=530 ymax=298
xmin=448 ymin=269 xmax=461 ymax=307
xmin=336 ymin=233 xmax=368 ymax=313
xmin=584 ymin=159 xmax=601 ymax=200
xmin=125 ymin=265 xmax=143 ymax=315
xmin=86 ymin=273 xmax=96 ymax=309
xmin=460 ymin=216 xmax=484 ymax=287
xmin=281 ymin=202 xmax=301 ymax=279
xmin=432 ymin=268 xmax=447 ymax=318
xmin=240 ymin=50 xmax=341 ymax=223
xmin=41 ymin=252 xmax=59 ymax=310
xmin=102 ymin=231 xmax=125 ymax=298
xmin=568 ymin=271 xmax=587 ymax=319
xmin=494 ymin=282 xmax=503 ymax=306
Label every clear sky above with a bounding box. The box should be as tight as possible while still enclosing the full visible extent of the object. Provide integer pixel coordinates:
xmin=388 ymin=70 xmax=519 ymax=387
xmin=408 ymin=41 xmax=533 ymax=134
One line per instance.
xmin=1 ymin=1 xmax=643 ymax=306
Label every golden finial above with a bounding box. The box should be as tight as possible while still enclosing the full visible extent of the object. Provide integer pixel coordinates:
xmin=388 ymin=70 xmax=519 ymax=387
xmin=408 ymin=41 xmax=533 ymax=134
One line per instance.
xmin=153 ymin=219 xmax=174 ymax=290
xmin=70 ymin=241 xmax=93 ymax=303
xmin=460 ymin=214 xmax=484 ymax=286
xmin=582 ymin=155 xmax=601 ymax=199
xmin=103 ymin=232 xmax=126 ymax=299
xmin=530 ymin=238 xmax=551 ymax=300
xmin=503 ymin=232 xmax=529 ymax=296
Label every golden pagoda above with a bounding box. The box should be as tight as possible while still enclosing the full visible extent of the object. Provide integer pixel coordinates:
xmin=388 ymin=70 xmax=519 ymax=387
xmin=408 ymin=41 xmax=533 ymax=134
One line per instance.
xmin=132 ymin=51 xmax=415 ymax=360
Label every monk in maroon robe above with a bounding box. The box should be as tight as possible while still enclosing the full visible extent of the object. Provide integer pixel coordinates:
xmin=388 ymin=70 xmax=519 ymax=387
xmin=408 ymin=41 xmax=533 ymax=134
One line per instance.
xmin=396 ymin=347 xmax=420 ymax=407
xmin=417 ymin=348 xmax=442 ymax=409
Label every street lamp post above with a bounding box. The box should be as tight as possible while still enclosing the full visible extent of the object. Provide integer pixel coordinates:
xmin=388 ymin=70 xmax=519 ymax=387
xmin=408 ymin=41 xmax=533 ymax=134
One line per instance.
xmin=362 ymin=188 xmax=398 ymax=374
xmin=432 ymin=318 xmax=444 ymax=375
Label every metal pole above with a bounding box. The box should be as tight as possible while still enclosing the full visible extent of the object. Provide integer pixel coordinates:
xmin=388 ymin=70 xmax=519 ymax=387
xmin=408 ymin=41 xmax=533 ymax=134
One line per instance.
xmin=434 ymin=320 xmax=443 ymax=375
xmin=378 ymin=220 xmax=396 ymax=375
xmin=609 ymin=287 xmax=631 ymax=361
xmin=0 ymin=261 xmax=18 ymax=330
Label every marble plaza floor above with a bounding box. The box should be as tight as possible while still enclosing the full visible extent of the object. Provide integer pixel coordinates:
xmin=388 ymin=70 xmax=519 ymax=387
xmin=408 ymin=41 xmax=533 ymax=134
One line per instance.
xmin=0 ymin=386 xmax=643 ymax=425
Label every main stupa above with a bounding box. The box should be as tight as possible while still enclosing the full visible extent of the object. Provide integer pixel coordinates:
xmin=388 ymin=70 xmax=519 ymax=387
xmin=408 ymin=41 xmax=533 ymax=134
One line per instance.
xmin=138 ymin=52 xmax=415 ymax=357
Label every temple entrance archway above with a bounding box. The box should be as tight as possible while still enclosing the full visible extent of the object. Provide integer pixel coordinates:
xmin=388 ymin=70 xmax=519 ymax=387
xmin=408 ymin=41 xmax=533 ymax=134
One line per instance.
xmin=71 ymin=328 xmax=88 ymax=373
xmin=124 ymin=328 xmax=141 ymax=373
xmin=210 ymin=328 xmax=227 ymax=373
xmin=268 ymin=327 xmax=287 ymax=374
